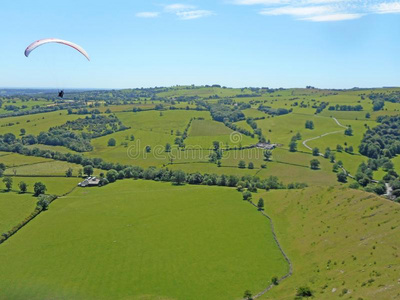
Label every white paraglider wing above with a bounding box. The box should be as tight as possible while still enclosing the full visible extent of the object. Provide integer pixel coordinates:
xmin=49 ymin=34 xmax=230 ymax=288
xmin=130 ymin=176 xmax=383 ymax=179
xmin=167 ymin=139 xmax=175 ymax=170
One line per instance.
xmin=25 ymin=38 xmax=90 ymax=61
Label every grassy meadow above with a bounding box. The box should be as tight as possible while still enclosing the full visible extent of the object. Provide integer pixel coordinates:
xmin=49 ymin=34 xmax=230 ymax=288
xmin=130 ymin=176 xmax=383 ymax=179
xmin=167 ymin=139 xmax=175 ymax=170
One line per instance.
xmin=0 ymin=180 xmax=288 ymax=300
xmin=259 ymin=186 xmax=400 ymax=300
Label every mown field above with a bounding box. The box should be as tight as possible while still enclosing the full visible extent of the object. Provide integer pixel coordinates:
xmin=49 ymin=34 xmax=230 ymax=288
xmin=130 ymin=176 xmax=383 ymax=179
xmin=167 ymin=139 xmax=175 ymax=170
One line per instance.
xmin=0 ymin=180 xmax=288 ymax=300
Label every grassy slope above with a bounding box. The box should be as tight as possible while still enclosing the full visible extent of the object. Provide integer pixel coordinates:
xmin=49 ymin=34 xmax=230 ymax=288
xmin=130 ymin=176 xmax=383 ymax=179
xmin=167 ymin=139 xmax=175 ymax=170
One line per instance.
xmin=0 ymin=153 xmax=52 ymax=167
xmin=258 ymin=186 xmax=400 ymax=300
xmin=0 ymin=192 xmax=37 ymax=234
xmin=0 ymin=180 xmax=288 ymax=300
xmin=0 ymin=110 xmax=81 ymax=136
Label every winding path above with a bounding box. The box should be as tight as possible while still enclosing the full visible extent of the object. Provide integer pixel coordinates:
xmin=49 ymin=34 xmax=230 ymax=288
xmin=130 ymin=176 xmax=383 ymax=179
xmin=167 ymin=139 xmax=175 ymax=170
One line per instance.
xmin=301 ymin=117 xmax=355 ymax=178
xmin=301 ymin=118 xmax=394 ymax=193
xmin=302 ymin=117 xmax=347 ymax=152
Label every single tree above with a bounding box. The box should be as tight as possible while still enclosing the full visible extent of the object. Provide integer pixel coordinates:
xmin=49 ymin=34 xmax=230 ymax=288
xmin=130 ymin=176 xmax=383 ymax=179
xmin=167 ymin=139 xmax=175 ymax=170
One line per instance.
xmin=20 ymin=128 xmax=26 ymax=136
xmin=106 ymin=169 xmax=118 ymax=183
xmin=289 ymin=140 xmax=297 ymax=152
xmin=264 ymin=150 xmax=272 ymax=161
xmin=271 ymin=276 xmax=279 ymax=285
xmin=83 ymin=165 xmax=94 ymax=177
xmin=238 ymin=160 xmax=246 ymax=169
xmin=108 ymin=138 xmax=116 ymax=147
xmin=248 ymin=162 xmax=254 ymax=169
xmin=172 ymin=170 xmax=186 ymax=185
xmin=65 ymin=168 xmax=73 ymax=177
xmin=296 ymin=286 xmax=313 ymax=298
xmin=37 ymin=195 xmax=50 ymax=211
xmin=257 ymin=198 xmax=264 ymax=210
xmin=312 ymin=147 xmax=320 ymax=156
xmin=33 ymin=182 xmax=47 ymax=197
xmin=213 ymin=141 xmax=220 ymax=151
xmin=165 ymin=143 xmax=171 ymax=153
xmin=3 ymin=177 xmax=12 ymax=191
xmin=344 ymin=126 xmax=353 ymax=136
xmin=337 ymin=171 xmax=347 ymax=183
xmin=145 ymin=145 xmax=151 ymax=153
xmin=243 ymin=290 xmax=253 ymax=300
xmin=324 ymin=147 xmax=331 ymax=159
xmin=347 ymin=146 xmax=354 ymax=154
xmin=310 ymin=159 xmax=320 ymax=170
xmin=242 ymin=191 xmax=252 ymax=201
xmin=18 ymin=181 xmax=27 ymax=193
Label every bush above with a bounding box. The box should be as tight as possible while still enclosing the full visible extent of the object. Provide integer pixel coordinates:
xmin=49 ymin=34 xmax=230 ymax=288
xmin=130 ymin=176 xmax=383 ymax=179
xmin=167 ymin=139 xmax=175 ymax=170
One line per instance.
xmin=349 ymin=182 xmax=360 ymax=189
xmin=36 ymin=195 xmax=52 ymax=210
xmin=337 ymin=172 xmax=347 ymax=183
xmin=108 ymin=138 xmax=116 ymax=147
xmin=106 ymin=169 xmax=118 ymax=183
xmin=33 ymin=182 xmax=47 ymax=197
xmin=296 ymin=286 xmax=313 ymax=297
xmin=242 ymin=191 xmax=252 ymax=201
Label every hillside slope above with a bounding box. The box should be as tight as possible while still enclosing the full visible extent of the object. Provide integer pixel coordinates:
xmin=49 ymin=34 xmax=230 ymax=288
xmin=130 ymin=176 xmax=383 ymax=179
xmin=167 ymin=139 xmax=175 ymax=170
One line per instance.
xmin=259 ymin=186 xmax=400 ymax=299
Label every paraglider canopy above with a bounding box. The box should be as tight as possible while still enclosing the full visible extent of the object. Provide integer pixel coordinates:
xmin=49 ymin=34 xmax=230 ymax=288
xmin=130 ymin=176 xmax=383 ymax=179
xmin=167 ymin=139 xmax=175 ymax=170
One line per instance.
xmin=24 ymin=38 xmax=90 ymax=61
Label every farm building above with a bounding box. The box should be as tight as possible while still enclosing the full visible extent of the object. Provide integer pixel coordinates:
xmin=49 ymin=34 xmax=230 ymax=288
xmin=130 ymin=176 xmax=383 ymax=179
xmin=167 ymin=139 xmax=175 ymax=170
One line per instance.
xmin=255 ymin=143 xmax=277 ymax=150
xmin=78 ymin=177 xmax=100 ymax=187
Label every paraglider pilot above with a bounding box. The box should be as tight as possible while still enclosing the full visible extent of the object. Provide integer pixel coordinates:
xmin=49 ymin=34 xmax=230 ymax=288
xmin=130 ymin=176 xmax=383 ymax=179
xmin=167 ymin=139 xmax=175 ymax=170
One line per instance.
xmin=58 ymin=90 xmax=64 ymax=98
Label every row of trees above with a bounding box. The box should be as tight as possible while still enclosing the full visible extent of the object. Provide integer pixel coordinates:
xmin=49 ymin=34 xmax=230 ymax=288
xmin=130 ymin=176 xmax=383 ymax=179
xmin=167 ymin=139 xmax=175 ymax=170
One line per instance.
xmin=328 ymin=104 xmax=363 ymax=111
xmin=258 ymin=105 xmax=292 ymax=116
xmin=305 ymin=120 xmax=314 ymax=130
xmin=0 ymin=137 xmax=308 ymax=192
xmin=1 ymin=177 xmax=47 ymax=196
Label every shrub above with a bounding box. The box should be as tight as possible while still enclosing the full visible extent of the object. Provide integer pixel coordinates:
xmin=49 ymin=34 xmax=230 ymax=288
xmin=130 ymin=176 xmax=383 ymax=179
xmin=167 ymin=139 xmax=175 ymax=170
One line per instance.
xmin=296 ymin=286 xmax=313 ymax=298
xmin=108 ymin=138 xmax=116 ymax=147
xmin=242 ymin=191 xmax=252 ymax=201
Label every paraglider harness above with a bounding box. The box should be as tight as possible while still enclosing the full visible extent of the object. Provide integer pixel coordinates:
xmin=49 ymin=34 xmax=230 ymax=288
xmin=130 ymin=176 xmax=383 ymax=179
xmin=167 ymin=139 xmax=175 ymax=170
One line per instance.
xmin=58 ymin=90 xmax=64 ymax=98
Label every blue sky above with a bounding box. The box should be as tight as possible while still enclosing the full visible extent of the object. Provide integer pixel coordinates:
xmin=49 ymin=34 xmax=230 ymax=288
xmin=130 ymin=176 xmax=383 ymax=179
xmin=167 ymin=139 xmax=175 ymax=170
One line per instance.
xmin=1 ymin=0 xmax=400 ymax=89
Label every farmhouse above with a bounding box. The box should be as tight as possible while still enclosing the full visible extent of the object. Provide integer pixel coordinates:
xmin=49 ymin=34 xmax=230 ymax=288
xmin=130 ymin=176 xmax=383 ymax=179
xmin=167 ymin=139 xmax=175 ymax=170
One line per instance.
xmin=255 ymin=142 xmax=277 ymax=150
xmin=78 ymin=177 xmax=100 ymax=187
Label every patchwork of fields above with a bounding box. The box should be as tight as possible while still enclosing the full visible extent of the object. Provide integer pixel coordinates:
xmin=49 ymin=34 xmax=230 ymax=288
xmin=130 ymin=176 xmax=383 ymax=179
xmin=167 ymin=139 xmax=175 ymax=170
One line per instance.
xmin=0 ymin=86 xmax=399 ymax=299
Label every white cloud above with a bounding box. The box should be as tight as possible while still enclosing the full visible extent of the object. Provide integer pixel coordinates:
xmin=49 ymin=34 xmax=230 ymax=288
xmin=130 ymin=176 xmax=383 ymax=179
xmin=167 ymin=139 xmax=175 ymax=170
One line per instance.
xmin=233 ymin=0 xmax=400 ymax=21
xmin=176 ymin=10 xmax=215 ymax=19
xmin=163 ymin=3 xmax=215 ymax=20
xmin=260 ymin=5 xmax=335 ymax=16
xmin=302 ymin=13 xmax=363 ymax=21
xmin=135 ymin=12 xmax=160 ymax=18
xmin=372 ymin=2 xmax=400 ymax=14
xmin=234 ymin=0 xmax=289 ymax=4
xmin=164 ymin=4 xmax=196 ymax=12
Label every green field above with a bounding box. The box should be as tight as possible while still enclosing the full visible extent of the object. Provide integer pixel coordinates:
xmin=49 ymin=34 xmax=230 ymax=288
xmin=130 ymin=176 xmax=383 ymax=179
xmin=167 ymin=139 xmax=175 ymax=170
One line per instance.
xmin=0 ymin=192 xmax=37 ymax=234
xmin=0 ymin=86 xmax=399 ymax=299
xmin=0 ymin=180 xmax=288 ymax=300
